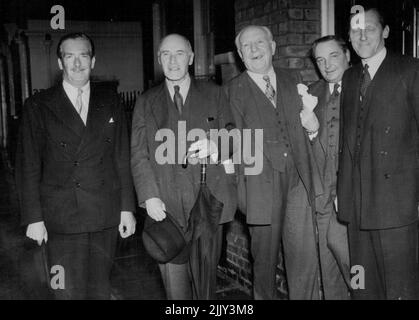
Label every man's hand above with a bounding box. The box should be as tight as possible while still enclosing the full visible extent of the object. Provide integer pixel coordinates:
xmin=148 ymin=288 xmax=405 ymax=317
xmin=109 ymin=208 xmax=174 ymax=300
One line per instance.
xmin=26 ymin=221 xmax=48 ymax=246
xmin=145 ymin=197 xmax=166 ymax=221
xmin=119 ymin=211 xmax=136 ymax=238
xmin=300 ymin=109 xmax=320 ymax=133
xmin=188 ymin=138 xmax=218 ymax=162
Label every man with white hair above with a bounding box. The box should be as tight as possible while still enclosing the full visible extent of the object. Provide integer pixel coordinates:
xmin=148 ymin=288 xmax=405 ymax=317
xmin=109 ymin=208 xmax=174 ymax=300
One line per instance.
xmin=226 ymin=25 xmax=321 ymax=299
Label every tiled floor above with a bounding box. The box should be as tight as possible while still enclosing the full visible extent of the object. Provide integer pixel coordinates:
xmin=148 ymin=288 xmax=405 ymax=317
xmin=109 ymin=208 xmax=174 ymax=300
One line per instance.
xmin=0 ymin=152 xmax=250 ymax=300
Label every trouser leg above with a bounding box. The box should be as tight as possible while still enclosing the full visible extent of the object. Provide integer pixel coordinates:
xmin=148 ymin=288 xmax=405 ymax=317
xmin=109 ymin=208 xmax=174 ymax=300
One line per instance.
xmin=158 ymin=262 xmax=192 ymax=300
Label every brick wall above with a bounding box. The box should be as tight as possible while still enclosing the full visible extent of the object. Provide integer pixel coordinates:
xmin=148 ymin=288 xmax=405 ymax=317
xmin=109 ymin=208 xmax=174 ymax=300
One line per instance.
xmin=219 ymin=0 xmax=322 ymax=298
xmin=235 ymin=0 xmax=321 ymax=82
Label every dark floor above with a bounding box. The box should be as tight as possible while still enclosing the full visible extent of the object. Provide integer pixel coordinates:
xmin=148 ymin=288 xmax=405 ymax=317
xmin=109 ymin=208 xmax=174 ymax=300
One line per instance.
xmin=0 ymin=151 xmax=250 ymax=300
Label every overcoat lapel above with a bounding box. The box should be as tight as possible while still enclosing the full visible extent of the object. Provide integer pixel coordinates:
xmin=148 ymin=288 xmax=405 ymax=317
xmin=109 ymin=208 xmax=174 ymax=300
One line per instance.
xmin=77 ymin=85 xmax=111 ymax=152
xmin=361 ymin=54 xmax=397 ymax=142
xmin=343 ymin=65 xmax=363 ymax=154
xmin=187 ymin=80 xmax=213 ymax=132
xmin=310 ymin=80 xmax=329 ymax=154
xmin=277 ymin=71 xmax=312 ymax=191
xmin=44 ymin=85 xmax=85 ymax=138
xmin=150 ymin=83 xmax=169 ymax=130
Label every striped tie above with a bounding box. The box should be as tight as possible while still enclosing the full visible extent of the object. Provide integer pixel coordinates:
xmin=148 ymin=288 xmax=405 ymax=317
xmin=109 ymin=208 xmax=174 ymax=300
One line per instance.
xmin=263 ymin=75 xmax=276 ymax=106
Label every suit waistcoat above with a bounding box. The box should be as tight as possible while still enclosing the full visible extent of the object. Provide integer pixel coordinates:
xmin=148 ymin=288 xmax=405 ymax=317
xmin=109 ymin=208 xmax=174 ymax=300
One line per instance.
xmin=315 ymin=90 xmax=340 ymax=213
xmin=248 ymin=78 xmax=292 ymax=172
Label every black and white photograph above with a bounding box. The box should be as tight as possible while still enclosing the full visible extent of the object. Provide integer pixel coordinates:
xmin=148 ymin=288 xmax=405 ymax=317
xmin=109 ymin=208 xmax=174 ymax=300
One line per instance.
xmin=0 ymin=0 xmax=419 ymax=308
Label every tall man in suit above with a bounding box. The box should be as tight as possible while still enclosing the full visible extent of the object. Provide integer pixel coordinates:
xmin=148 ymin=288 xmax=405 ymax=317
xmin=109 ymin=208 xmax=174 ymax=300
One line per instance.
xmin=131 ymin=34 xmax=237 ymax=300
xmin=226 ymin=25 xmax=321 ymax=299
xmin=17 ymin=33 xmax=136 ymax=299
xmin=290 ymin=35 xmax=351 ymax=299
xmin=338 ymin=8 xmax=419 ymax=299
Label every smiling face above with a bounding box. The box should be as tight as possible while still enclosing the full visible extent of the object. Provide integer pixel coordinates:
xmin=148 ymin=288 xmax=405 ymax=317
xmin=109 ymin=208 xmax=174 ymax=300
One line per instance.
xmin=158 ymin=34 xmax=194 ymax=83
xmin=314 ymin=40 xmax=350 ymax=83
xmin=58 ymin=38 xmax=95 ymax=88
xmin=349 ymin=9 xmax=389 ymax=59
xmin=237 ymin=26 xmax=276 ymax=74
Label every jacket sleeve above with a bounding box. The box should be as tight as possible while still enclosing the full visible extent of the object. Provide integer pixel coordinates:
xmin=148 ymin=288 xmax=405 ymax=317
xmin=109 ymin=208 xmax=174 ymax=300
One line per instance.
xmin=113 ymin=94 xmax=135 ymax=213
xmin=15 ymin=97 xmax=45 ymax=226
xmin=130 ymin=94 xmax=161 ymax=206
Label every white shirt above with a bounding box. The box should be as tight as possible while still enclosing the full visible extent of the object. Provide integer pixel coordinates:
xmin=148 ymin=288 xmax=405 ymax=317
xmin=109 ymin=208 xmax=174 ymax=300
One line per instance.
xmin=329 ymin=81 xmax=342 ymax=95
xmin=362 ymin=47 xmax=387 ymax=80
xmin=247 ymin=68 xmax=277 ymax=95
xmin=62 ymin=80 xmax=90 ymax=125
xmin=166 ymin=74 xmax=191 ymax=103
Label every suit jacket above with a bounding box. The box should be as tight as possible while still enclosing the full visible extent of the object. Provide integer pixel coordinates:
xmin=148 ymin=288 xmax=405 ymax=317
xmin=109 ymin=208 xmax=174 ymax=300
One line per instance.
xmin=225 ymin=68 xmax=322 ymax=224
xmin=309 ymin=79 xmax=340 ymax=213
xmin=338 ymin=52 xmax=419 ymax=229
xmin=130 ymin=79 xmax=237 ymax=227
xmin=16 ymin=84 xmax=135 ymax=233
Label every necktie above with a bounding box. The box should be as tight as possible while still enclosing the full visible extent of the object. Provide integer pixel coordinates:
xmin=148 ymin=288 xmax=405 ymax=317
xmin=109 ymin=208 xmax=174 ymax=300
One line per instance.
xmin=360 ymin=64 xmax=371 ymax=100
xmin=75 ymin=88 xmax=83 ymax=115
xmin=173 ymin=85 xmax=183 ymax=115
xmin=263 ymin=75 xmax=276 ymax=106
xmin=332 ymin=83 xmax=340 ymax=96
xmin=329 ymin=83 xmax=340 ymax=104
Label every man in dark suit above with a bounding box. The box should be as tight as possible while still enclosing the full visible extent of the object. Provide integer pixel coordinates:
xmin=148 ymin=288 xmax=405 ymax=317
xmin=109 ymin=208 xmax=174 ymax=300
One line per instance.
xmin=338 ymin=8 xmax=419 ymax=299
xmin=16 ymin=33 xmax=136 ymax=299
xmin=131 ymin=34 xmax=237 ymax=300
xmin=289 ymin=35 xmax=351 ymax=299
xmin=226 ymin=25 xmax=321 ymax=299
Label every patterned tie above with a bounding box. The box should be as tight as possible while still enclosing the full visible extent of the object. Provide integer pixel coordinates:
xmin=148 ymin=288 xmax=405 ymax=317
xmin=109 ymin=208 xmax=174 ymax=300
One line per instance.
xmin=75 ymin=88 xmax=83 ymax=115
xmin=332 ymin=83 xmax=340 ymax=96
xmin=263 ymin=75 xmax=276 ymax=106
xmin=360 ymin=64 xmax=371 ymax=100
xmin=173 ymin=85 xmax=183 ymax=115
xmin=330 ymin=83 xmax=340 ymax=104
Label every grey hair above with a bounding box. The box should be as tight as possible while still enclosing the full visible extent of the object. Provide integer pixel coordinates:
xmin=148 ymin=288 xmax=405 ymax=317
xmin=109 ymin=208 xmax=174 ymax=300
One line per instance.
xmin=235 ymin=25 xmax=274 ymax=50
xmin=157 ymin=33 xmax=193 ymax=56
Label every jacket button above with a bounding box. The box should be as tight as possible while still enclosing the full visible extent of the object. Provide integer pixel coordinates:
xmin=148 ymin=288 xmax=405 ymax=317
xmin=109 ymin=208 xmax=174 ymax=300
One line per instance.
xmin=75 ymin=182 xmax=81 ymax=188
xmin=74 ymin=161 xmax=79 ymax=166
xmin=106 ymin=138 xmax=111 ymax=143
xmin=384 ymin=174 xmax=391 ymax=179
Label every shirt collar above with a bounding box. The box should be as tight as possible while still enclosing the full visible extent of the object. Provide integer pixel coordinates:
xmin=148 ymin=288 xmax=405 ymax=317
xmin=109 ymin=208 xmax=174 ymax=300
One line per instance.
xmin=62 ymin=80 xmax=90 ymax=96
xmin=166 ymin=74 xmax=191 ymax=99
xmin=328 ymin=81 xmax=342 ymax=94
xmin=361 ymin=47 xmax=387 ymax=80
xmin=246 ymin=67 xmax=276 ymax=90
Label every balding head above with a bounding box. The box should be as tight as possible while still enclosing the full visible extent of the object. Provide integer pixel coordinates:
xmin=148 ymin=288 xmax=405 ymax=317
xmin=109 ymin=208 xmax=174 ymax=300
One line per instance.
xmin=158 ymin=34 xmax=193 ymax=56
xmin=157 ymin=33 xmax=194 ymax=83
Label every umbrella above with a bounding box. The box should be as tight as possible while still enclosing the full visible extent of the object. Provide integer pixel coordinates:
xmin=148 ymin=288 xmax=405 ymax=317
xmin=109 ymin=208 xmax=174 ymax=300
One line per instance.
xmin=20 ymin=239 xmax=53 ymax=299
xmin=185 ymin=160 xmax=224 ymax=300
